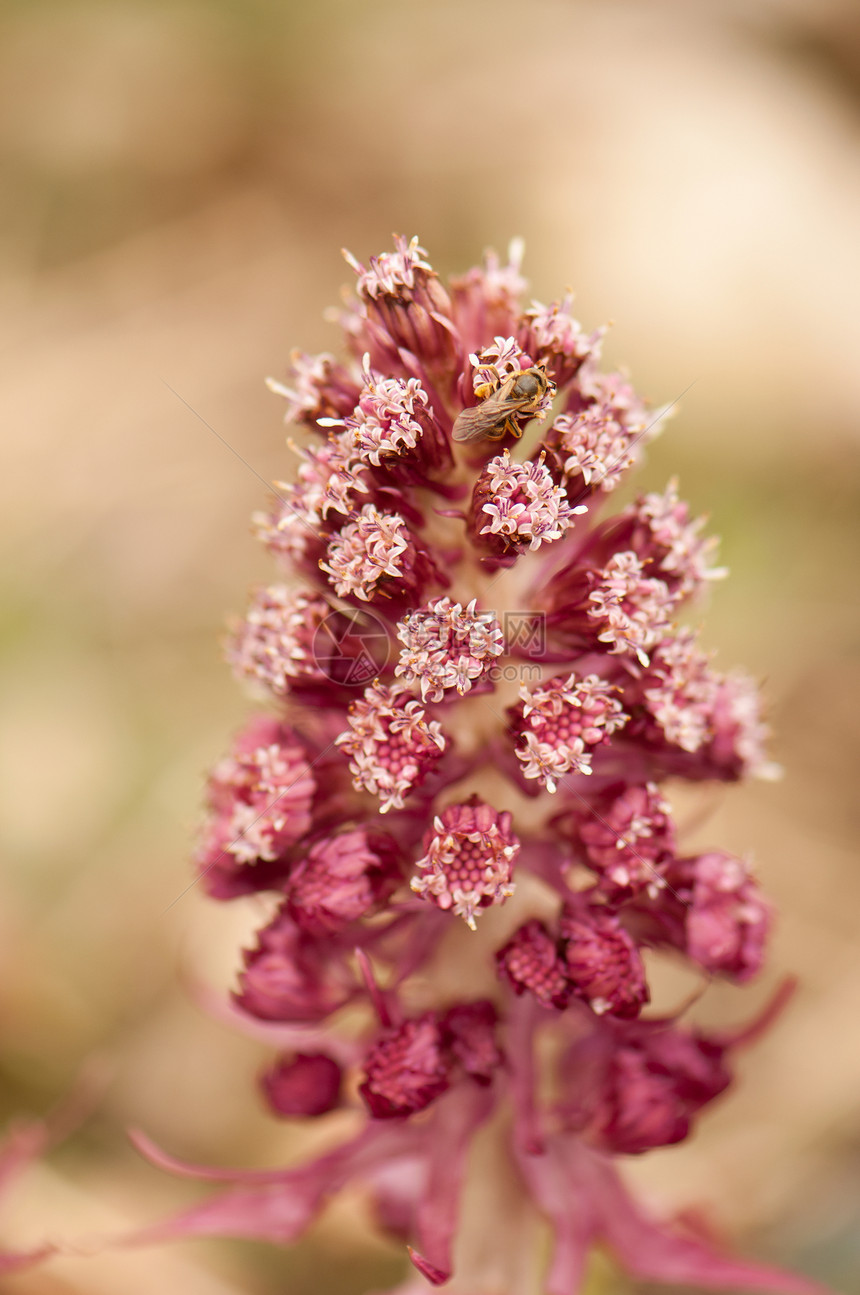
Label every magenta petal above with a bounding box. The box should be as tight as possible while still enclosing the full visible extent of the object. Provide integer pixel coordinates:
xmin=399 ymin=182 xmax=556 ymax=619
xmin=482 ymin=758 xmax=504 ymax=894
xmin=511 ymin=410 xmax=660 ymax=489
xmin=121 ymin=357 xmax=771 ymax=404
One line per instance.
xmin=185 ymin=978 xmax=359 ymax=1064
xmin=410 ymin=1085 xmax=495 ymax=1283
xmin=124 ymin=1122 xmax=423 ymax=1246
xmin=511 ymin=1137 xmax=596 ymax=1295
xmin=583 ymin=1140 xmax=829 ymax=1295
xmin=0 ymin=1244 xmax=57 ymax=1273
xmin=407 ymin=1246 xmax=449 ymax=1285
xmin=121 ymin=1180 xmax=329 ymax=1245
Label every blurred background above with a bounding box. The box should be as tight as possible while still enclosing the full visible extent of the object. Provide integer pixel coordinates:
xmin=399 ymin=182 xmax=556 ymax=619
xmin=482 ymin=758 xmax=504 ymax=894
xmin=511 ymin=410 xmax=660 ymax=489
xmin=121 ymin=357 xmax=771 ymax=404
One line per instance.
xmin=1 ymin=0 xmax=859 ymax=1290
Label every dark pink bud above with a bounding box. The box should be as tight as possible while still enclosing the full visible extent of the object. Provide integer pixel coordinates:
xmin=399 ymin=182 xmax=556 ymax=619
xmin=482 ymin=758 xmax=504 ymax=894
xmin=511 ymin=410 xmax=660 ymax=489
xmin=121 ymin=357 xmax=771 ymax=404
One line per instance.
xmin=560 ymin=900 xmax=649 ymax=1019
xmin=359 ymin=1013 xmax=451 ymax=1119
xmin=287 ymin=828 xmax=401 ymax=936
xmin=196 ymin=717 xmax=316 ymax=899
xmin=496 ymin=919 xmax=570 ymax=1010
xmin=594 ymin=1046 xmax=691 ymax=1154
xmin=684 ymin=852 xmax=771 ymax=982
xmin=575 ymin=1020 xmax=732 ymax=1154
xmin=261 ymin=1052 xmax=343 ymax=1118
xmin=236 ymin=905 xmax=352 ymax=1023
xmin=441 ymin=1000 xmax=503 ymax=1084
xmin=577 ymin=782 xmax=675 ymax=901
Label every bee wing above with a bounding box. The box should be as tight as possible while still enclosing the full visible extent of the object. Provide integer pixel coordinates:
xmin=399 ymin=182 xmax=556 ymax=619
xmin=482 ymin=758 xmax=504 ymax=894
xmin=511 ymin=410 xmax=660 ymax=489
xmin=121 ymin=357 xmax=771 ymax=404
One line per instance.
xmin=452 ymin=393 xmax=535 ymax=444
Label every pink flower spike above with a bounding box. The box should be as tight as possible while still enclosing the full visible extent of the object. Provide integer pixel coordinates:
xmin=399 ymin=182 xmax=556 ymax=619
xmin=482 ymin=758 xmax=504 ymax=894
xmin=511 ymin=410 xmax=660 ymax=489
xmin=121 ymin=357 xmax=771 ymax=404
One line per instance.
xmin=167 ymin=237 xmax=811 ymax=1295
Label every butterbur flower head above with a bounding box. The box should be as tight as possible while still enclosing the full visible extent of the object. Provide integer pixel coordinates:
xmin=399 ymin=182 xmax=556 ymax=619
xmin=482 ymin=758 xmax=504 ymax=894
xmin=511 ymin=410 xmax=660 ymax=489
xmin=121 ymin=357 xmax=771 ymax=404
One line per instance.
xmin=586 ymin=550 xmax=675 ymax=666
xmin=267 ymin=349 xmax=359 ymax=427
xmin=360 ymin=1013 xmax=452 ymax=1119
xmin=470 ymin=449 xmax=586 ymax=558
xmin=578 ymin=1020 xmax=732 ymax=1155
xmin=560 ymin=898 xmax=649 ymax=1019
xmin=682 ymin=851 xmax=771 ymax=982
xmin=335 ymin=683 xmax=445 ymax=812
xmin=154 ymin=238 xmax=812 ymax=1295
xmin=196 ymin=717 xmax=316 ymax=897
xmin=320 ymin=504 xmax=437 ymax=604
xmin=576 ymin=781 xmax=675 ymax=900
xmin=287 ymin=827 xmax=401 ymax=934
xmin=261 ymin=1052 xmax=343 ymax=1118
xmin=343 ymin=236 xmax=459 ymax=373
xmin=410 ymin=797 xmax=519 ymax=930
xmin=395 ymin=597 xmax=504 ymax=702
xmin=496 ymin=919 xmax=571 ymax=1010
xmin=511 ymin=671 xmax=629 ymax=790
xmin=612 ymin=478 xmax=728 ymax=600
xmin=519 ymin=294 xmax=604 ymax=388
xmin=227 ymin=584 xmax=332 ymax=695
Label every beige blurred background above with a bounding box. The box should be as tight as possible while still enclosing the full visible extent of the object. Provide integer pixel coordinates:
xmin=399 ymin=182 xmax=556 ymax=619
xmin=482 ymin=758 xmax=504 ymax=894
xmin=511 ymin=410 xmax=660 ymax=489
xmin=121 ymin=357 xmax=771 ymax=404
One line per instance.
xmin=1 ymin=0 xmax=859 ymax=1291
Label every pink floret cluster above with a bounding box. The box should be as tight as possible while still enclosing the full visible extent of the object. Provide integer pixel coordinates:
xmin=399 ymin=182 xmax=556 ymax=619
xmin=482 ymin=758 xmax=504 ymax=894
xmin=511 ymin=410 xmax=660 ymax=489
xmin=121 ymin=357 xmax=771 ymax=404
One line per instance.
xmin=134 ymin=237 xmax=817 ymax=1295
